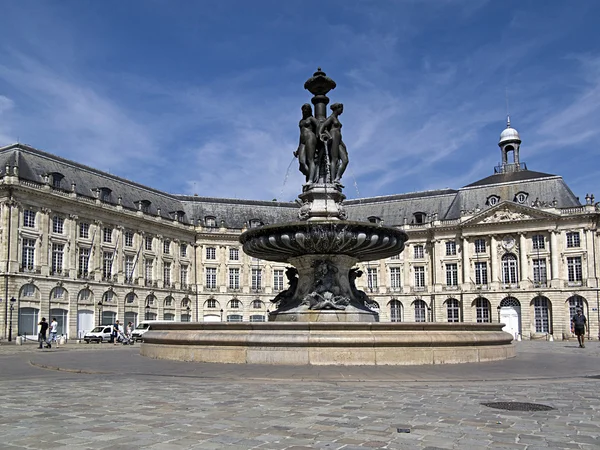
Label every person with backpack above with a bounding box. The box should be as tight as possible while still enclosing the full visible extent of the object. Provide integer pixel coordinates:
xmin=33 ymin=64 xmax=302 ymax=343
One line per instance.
xmin=38 ymin=318 xmax=50 ymax=349
xmin=571 ymin=308 xmax=588 ymax=348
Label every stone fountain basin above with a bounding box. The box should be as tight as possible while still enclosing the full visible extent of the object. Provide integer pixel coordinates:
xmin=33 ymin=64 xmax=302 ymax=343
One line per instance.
xmin=141 ymin=322 xmax=515 ymax=366
xmin=240 ymin=221 xmax=408 ymax=263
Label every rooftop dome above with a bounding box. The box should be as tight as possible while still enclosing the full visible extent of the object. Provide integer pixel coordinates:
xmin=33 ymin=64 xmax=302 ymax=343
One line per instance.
xmin=499 ymin=116 xmax=521 ymax=144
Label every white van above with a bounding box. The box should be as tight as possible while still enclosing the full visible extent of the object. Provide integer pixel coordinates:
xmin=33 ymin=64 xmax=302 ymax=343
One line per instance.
xmin=131 ymin=321 xmax=162 ymax=342
xmin=83 ymin=325 xmax=114 ymax=343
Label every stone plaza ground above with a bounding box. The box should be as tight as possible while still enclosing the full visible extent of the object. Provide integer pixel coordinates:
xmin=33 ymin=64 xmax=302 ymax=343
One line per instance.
xmin=0 ymin=339 xmax=599 ymax=449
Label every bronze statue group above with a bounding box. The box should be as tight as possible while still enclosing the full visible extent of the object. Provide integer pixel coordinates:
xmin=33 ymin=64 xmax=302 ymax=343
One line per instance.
xmin=295 ymin=103 xmax=348 ymax=186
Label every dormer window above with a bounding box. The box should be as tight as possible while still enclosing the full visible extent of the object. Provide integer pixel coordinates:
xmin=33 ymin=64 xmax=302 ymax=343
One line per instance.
xmin=50 ymin=172 xmax=64 ymax=189
xmin=486 ymin=195 xmax=500 ymax=207
xmin=368 ymin=216 xmax=382 ymax=224
xmin=514 ymin=192 xmax=528 ymax=204
xmin=205 ymin=216 xmax=217 ymax=227
xmin=249 ymin=219 xmax=263 ymax=228
xmin=413 ymin=212 xmax=426 ymax=224
xmin=172 ymin=210 xmax=186 ymax=222
xmin=99 ymin=188 xmax=112 ymax=203
xmin=137 ymin=200 xmax=151 ymax=213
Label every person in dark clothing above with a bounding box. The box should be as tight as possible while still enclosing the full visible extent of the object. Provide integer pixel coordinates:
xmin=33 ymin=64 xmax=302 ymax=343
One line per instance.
xmin=38 ymin=317 xmax=50 ymax=349
xmin=571 ymin=308 xmax=588 ymax=348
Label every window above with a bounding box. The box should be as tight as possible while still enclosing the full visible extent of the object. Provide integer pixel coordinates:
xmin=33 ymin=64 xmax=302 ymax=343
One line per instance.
xmin=144 ymin=259 xmax=153 ymax=283
xmin=53 ymin=287 xmax=65 ymax=299
xmin=390 ymin=300 xmax=402 ymax=322
xmin=501 ymin=254 xmax=518 ymax=285
xmin=534 ymin=297 xmax=550 ymax=333
xmin=51 ymin=243 xmax=64 ymax=275
xmin=180 ymin=244 xmax=187 ymax=258
xmin=102 ymin=252 xmax=113 ymax=279
xmin=252 ymin=300 xmax=262 ymax=309
xmin=124 ymin=293 xmax=135 ymax=304
xmin=414 ymin=266 xmax=425 ymax=288
xmin=532 ymin=259 xmax=547 ymax=286
xmin=163 ymin=240 xmax=170 ymax=254
xmin=103 ymin=291 xmax=114 ymax=303
xmin=390 ymin=267 xmax=401 ymax=289
xmin=367 ymin=267 xmax=378 ymax=290
xmin=229 ymin=248 xmax=239 ymax=260
xmin=23 ymin=210 xmax=36 ymax=228
xmin=99 ymin=188 xmax=111 ymax=202
xmin=124 ymin=231 xmax=133 ymax=247
xmin=140 ymin=200 xmax=151 ymax=213
xmin=413 ymin=212 xmax=425 ymax=224
xmin=206 ymin=247 xmax=216 ymax=260
xmin=515 ymin=192 xmax=528 ymax=204
xmin=390 ymin=253 xmax=400 ymax=260
xmin=163 ymin=262 xmax=171 ymax=286
xmin=52 ymin=216 xmax=64 ymax=234
xmin=23 ymin=284 xmax=36 ymax=297
xmin=445 ymin=241 xmax=456 ymax=256
xmin=569 ymin=296 xmax=584 ymax=320
xmin=368 ymin=216 xmax=382 ymax=224
xmin=180 ymin=265 xmax=188 ymax=287
xmin=79 ymin=222 xmax=89 ymax=239
xmin=78 ymin=248 xmax=90 ymax=277
xmin=414 ymin=300 xmax=427 ymax=322
xmin=145 ymin=236 xmax=153 ymax=251
xmin=476 ymin=298 xmax=490 ymax=323
xmin=206 ymin=298 xmax=217 ymax=308
xmin=206 ymin=267 xmax=217 ymax=289
xmin=103 ymin=227 xmax=112 ymax=243
xmin=22 ymin=238 xmax=35 ymax=270
xmin=567 ymin=257 xmax=583 ymax=284
xmin=227 ymin=314 xmax=243 ymax=322
xmin=205 ymin=216 xmax=217 ymax=227
xmin=251 ymin=268 xmax=262 ymax=291
xmin=446 ymin=299 xmax=460 ymax=322
xmin=228 ymin=268 xmax=240 ymax=289
xmin=566 ymin=232 xmax=580 ymax=248
xmin=445 ymin=263 xmax=458 ymax=286
xmin=474 ymin=239 xmax=486 ymax=253
xmin=475 ymin=262 xmax=488 ymax=285
xmin=273 ymin=269 xmax=284 ymax=290
xmin=487 ymin=195 xmax=500 ymax=206
xmin=123 ymin=255 xmax=134 ymax=281
xmin=174 ymin=210 xmax=185 ymax=222
xmin=413 ymin=245 xmax=424 ymax=259
xmin=78 ymin=289 xmax=91 ymax=302
xmin=249 ymin=219 xmax=262 ymax=228
xmin=250 ymin=315 xmax=265 ymax=322
xmin=230 ymin=299 xmax=240 ymax=309
xmin=532 ymin=235 xmax=545 ymax=250
xmin=165 ymin=297 xmax=173 ymax=307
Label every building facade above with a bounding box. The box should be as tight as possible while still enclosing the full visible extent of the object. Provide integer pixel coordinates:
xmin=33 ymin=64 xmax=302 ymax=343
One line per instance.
xmin=0 ymin=120 xmax=598 ymax=341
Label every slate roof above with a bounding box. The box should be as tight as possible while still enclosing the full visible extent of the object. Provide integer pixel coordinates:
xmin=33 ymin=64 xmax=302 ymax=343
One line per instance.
xmin=0 ymin=143 xmax=583 ymax=227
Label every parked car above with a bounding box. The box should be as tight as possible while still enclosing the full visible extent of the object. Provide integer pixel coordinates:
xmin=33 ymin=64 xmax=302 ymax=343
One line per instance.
xmin=83 ymin=325 xmax=113 ymax=343
xmin=131 ymin=321 xmax=153 ymax=342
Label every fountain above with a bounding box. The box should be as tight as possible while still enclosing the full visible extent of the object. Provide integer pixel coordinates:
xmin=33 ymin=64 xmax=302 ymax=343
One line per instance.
xmin=141 ymin=69 xmax=515 ymax=365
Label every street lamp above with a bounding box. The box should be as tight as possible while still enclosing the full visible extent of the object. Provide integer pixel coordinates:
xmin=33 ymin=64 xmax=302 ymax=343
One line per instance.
xmin=145 ymin=304 xmax=150 ymax=321
xmin=97 ymin=300 xmax=103 ymax=326
xmin=186 ymin=305 xmax=191 ymax=322
xmin=220 ymin=308 xmax=223 ymax=322
xmin=497 ymin=305 xmax=502 ymax=324
xmin=266 ymin=309 xmax=270 ymax=322
xmin=8 ymin=297 xmax=16 ymax=342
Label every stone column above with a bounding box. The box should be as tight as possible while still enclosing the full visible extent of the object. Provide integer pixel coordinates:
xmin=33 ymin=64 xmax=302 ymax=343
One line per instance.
xmin=550 ymin=230 xmax=560 ymax=288
xmin=462 ymin=237 xmax=470 ymax=288
xmin=519 ymin=233 xmax=528 ymax=286
xmin=490 ymin=235 xmax=498 ymax=287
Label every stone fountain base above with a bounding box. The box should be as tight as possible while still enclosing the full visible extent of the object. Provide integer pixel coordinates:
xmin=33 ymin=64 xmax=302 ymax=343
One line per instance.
xmin=141 ymin=322 xmax=515 ymax=366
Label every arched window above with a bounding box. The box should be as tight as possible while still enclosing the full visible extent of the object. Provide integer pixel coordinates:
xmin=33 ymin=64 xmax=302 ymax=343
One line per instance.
xmin=252 ymin=300 xmax=263 ymax=309
xmin=475 ymin=297 xmax=490 ymax=323
xmin=390 ymin=300 xmax=403 ymax=322
xmin=205 ymin=216 xmax=217 ymax=227
xmin=51 ymin=286 xmax=66 ymax=300
xmin=567 ymin=296 xmax=585 ymax=321
xmin=125 ymin=292 xmax=137 ymax=304
xmin=229 ymin=299 xmax=241 ymax=309
xmin=533 ymin=296 xmax=551 ymax=333
xmin=181 ymin=298 xmax=191 ymax=308
xmin=20 ymin=283 xmax=38 ymax=299
xmin=102 ymin=291 xmax=115 ymax=303
xmin=78 ymin=289 xmax=93 ymax=303
xmin=414 ymin=299 xmax=427 ymax=322
xmin=164 ymin=296 xmax=174 ymax=307
xmin=145 ymin=294 xmax=156 ymax=306
xmin=205 ymin=298 xmax=217 ymax=309
xmin=501 ymin=254 xmax=518 ymax=285
xmin=164 ymin=313 xmax=175 ymax=321
xmin=446 ymin=298 xmax=460 ymax=322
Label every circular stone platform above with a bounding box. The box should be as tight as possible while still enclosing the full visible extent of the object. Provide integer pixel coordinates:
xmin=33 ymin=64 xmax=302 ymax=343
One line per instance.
xmin=140 ymin=322 xmax=515 ymax=366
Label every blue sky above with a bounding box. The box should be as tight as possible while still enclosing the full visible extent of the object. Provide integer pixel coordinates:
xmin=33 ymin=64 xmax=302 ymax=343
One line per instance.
xmin=0 ymin=1 xmax=599 ymax=202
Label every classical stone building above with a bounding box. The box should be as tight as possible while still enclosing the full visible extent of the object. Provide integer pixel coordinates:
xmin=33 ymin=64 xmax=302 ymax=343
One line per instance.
xmin=0 ymin=119 xmax=598 ymax=341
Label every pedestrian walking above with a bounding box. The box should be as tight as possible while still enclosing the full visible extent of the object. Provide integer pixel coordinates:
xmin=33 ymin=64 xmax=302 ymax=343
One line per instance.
xmin=126 ymin=321 xmax=133 ymax=340
xmin=38 ymin=318 xmax=50 ymax=349
xmin=112 ymin=320 xmax=120 ymax=345
xmin=571 ymin=308 xmax=588 ymax=348
xmin=49 ymin=317 xmax=59 ymax=347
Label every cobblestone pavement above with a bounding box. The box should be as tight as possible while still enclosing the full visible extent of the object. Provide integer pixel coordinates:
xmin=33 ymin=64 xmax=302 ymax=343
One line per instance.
xmin=1 ymin=340 xmax=599 ymax=449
